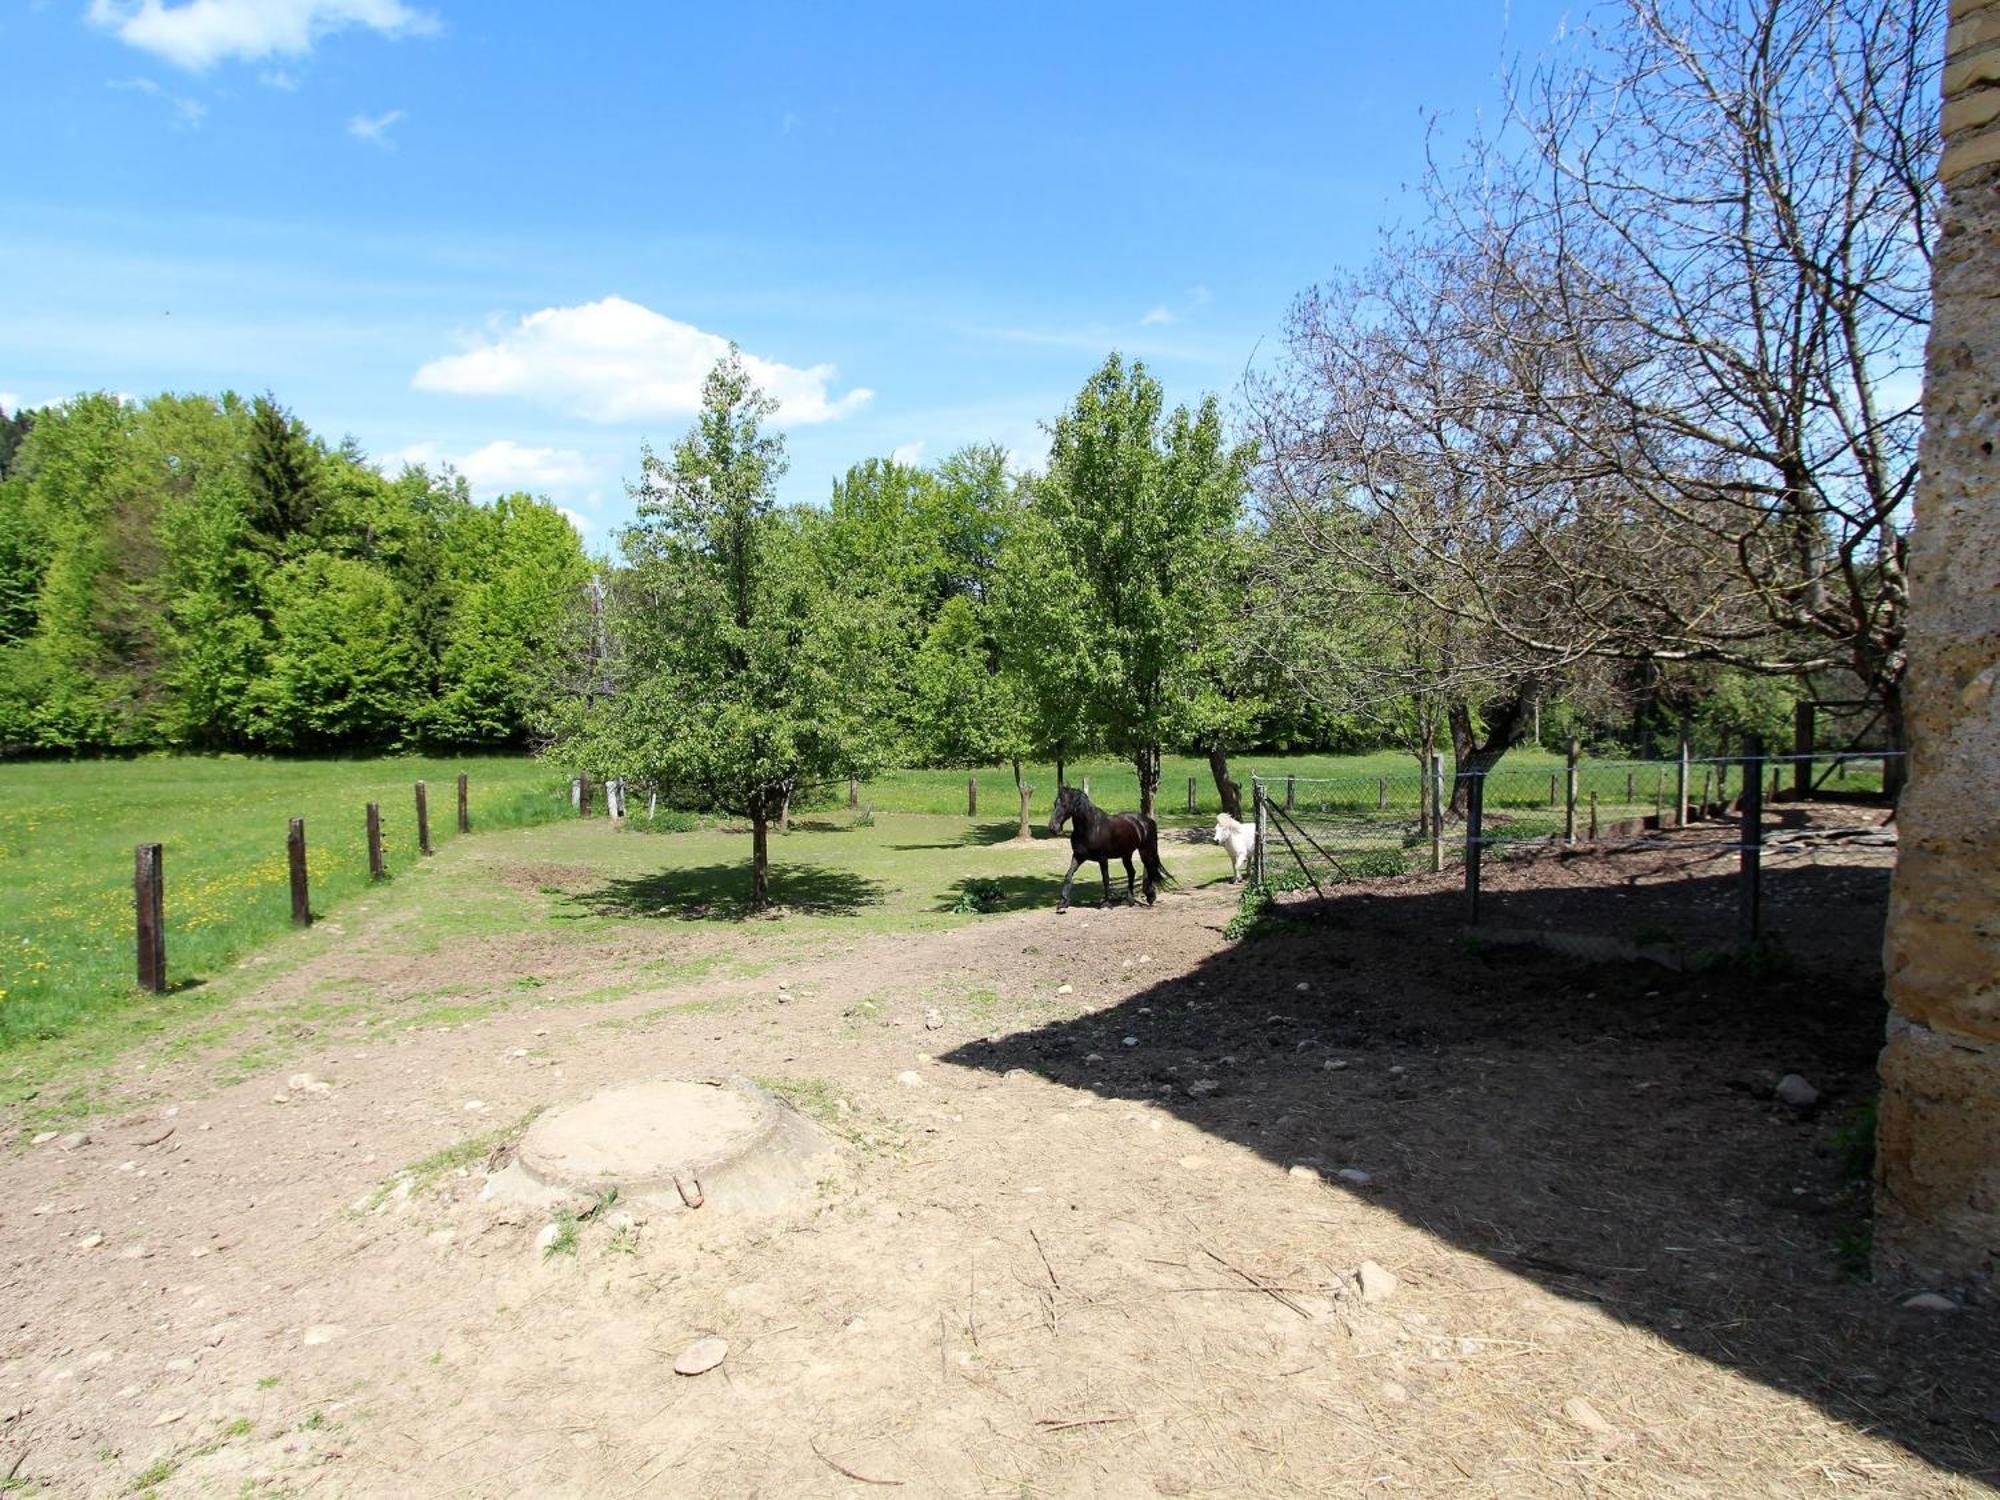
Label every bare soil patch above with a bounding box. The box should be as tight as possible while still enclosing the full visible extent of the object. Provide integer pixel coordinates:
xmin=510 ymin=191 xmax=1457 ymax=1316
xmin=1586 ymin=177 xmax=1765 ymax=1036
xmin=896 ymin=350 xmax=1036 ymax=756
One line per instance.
xmin=0 ymin=810 xmax=1992 ymax=1498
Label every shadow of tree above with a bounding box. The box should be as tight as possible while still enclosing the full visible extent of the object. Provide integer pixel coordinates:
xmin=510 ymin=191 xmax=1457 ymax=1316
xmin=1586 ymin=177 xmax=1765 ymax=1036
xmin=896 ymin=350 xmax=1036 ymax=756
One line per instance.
xmin=889 ymin=820 xmax=1045 ymax=851
xmin=940 ymin=868 xmax=1999 ymax=1482
xmin=567 ymin=862 xmax=886 ymax=921
xmin=935 ymin=872 xmax=1069 ymax=914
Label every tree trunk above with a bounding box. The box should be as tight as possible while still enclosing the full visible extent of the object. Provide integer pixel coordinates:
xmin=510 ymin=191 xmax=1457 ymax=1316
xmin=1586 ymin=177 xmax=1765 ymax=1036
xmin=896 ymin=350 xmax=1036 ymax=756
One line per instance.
xmin=779 ymin=789 xmax=791 ymax=834
xmin=1206 ymin=746 xmax=1243 ymax=819
xmin=1055 ymin=755 xmax=1066 ymax=791
xmin=1135 ymin=747 xmax=1160 ymax=816
xmin=1881 ymin=678 xmax=1907 ymax=804
xmin=1447 ymin=691 xmax=1532 ymax=816
xmin=750 ymin=807 xmax=770 ymax=910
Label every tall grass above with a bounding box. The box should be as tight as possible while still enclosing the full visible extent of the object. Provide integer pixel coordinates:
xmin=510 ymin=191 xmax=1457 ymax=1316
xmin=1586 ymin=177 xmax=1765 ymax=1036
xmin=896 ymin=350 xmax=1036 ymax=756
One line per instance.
xmin=0 ymin=755 xmax=569 ymax=1047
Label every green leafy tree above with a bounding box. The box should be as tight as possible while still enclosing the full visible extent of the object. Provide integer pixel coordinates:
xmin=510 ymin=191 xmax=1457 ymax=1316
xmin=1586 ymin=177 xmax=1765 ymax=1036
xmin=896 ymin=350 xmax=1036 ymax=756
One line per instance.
xmin=243 ymin=395 xmax=326 ymax=555
xmin=563 ymin=353 xmax=888 ymax=908
xmin=245 ymin=554 xmax=423 ymax=748
xmin=1037 ymin=354 xmax=1254 ymax=812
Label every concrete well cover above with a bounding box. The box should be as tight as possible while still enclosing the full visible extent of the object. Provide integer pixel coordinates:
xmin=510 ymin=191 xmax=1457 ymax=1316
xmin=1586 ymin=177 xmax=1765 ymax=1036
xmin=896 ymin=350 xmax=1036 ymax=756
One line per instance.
xmin=493 ymin=1076 xmax=831 ymax=1215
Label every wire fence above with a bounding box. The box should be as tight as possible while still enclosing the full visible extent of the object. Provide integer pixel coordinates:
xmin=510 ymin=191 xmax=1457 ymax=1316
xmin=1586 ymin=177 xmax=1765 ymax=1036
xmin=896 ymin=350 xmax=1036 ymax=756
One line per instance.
xmin=1250 ymin=738 xmax=1902 ymax=962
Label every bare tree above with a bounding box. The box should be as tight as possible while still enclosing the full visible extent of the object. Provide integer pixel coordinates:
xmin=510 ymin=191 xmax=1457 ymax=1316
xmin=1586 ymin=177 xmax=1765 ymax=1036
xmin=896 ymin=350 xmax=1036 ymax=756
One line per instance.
xmin=1256 ymin=0 xmax=1938 ymax=791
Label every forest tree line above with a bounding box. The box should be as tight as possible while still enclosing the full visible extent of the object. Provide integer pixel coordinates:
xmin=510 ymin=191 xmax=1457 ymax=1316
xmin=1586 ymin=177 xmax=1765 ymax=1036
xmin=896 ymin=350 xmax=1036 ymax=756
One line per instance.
xmin=0 ymin=392 xmax=590 ymax=752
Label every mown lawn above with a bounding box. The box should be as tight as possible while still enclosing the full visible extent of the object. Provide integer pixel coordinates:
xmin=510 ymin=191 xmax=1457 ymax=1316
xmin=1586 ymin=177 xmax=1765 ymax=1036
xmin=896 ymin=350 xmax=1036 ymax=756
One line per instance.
xmin=0 ymin=742 xmax=1812 ymax=1058
xmin=0 ymin=755 xmax=568 ymax=1048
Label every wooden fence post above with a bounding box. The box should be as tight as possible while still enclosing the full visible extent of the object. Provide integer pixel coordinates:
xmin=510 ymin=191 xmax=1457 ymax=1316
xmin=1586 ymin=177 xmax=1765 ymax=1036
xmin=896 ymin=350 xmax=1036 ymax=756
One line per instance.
xmin=578 ymin=773 xmax=592 ymax=817
xmin=1654 ymin=769 xmax=1665 ymax=827
xmin=1464 ymin=773 xmax=1484 ymax=925
xmin=1740 ymin=735 xmax=1765 ymax=945
xmin=457 ymin=772 xmax=470 ymax=834
xmin=1549 ymin=773 xmax=1558 ymax=808
xmin=1625 ymin=769 xmax=1635 ymax=806
xmin=1564 ymin=735 xmax=1579 ymax=844
xmin=134 ymin=843 xmax=165 ymax=994
xmin=848 ymin=777 xmax=859 ymax=810
xmin=1428 ymin=752 xmax=1444 ymax=874
xmin=287 ymin=818 xmax=310 ymax=927
xmin=967 ymin=777 xmax=977 ymax=817
xmin=1589 ymin=791 xmax=1599 ymax=841
xmin=366 ymin=802 xmax=385 ymax=881
xmin=1793 ymin=699 xmax=1814 ymax=798
xmin=1286 ymin=775 xmax=1296 ymax=811
xmin=415 ymin=781 xmax=431 ymax=855
xmin=1187 ymin=776 xmax=1197 ymax=813
xmin=1699 ymin=768 xmax=1713 ymax=819
xmin=1770 ymin=763 xmax=1781 ymax=801
xmin=1376 ymin=777 xmax=1388 ymax=811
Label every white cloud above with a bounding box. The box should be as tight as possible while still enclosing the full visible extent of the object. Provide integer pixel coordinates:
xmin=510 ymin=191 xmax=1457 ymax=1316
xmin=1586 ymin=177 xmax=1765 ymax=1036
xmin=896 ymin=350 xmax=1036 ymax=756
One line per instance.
xmin=0 ymin=393 xmax=19 ymax=415
xmin=413 ymin=295 xmax=873 ymax=426
xmin=889 ymin=441 xmax=926 ymax=467
xmin=260 ymin=67 xmax=300 ymax=90
xmin=1187 ymin=284 xmax=1213 ymax=306
xmin=381 ymin=439 xmax=598 ymax=497
xmin=456 ymin=439 xmax=597 ymax=493
xmin=556 ymin=506 xmax=592 ymax=537
xmin=348 ymin=108 xmax=404 ymax=148
xmin=109 ymin=75 xmax=206 ymax=126
xmin=88 ymin=0 xmax=435 ymax=72
xmin=1139 ymin=306 xmax=1175 ymax=327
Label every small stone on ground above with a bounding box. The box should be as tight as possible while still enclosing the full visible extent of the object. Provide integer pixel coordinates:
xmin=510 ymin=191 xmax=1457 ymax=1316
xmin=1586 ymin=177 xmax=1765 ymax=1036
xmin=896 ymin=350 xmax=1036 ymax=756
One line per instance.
xmin=673 ymin=1337 xmax=728 ymax=1376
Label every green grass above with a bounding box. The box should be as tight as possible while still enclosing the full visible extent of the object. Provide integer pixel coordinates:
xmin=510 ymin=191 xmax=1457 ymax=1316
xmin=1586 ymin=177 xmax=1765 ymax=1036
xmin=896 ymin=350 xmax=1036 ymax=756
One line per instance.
xmin=0 ymin=754 xmax=569 ymax=1049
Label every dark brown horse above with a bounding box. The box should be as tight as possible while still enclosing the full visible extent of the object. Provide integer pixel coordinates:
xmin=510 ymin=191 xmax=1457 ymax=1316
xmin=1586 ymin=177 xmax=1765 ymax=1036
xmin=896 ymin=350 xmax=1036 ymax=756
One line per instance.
xmin=1048 ymin=785 xmax=1170 ymax=912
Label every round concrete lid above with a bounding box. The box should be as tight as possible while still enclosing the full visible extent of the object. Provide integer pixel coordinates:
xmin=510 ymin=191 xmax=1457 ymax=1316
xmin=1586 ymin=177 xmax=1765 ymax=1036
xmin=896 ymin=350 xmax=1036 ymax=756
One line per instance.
xmin=516 ymin=1079 xmax=771 ymax=1196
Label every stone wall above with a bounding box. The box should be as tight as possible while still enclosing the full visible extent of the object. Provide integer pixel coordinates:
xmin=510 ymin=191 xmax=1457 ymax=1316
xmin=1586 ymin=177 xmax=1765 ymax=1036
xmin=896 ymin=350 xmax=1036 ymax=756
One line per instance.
xmin=1874 ymin=0 xmax=2000 ymax=1294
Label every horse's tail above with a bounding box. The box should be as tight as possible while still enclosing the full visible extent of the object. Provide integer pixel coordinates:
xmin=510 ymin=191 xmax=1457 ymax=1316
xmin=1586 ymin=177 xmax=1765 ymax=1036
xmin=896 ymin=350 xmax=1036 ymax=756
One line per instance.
xmin=1140 ymin=818 xmax=1173 ymax=898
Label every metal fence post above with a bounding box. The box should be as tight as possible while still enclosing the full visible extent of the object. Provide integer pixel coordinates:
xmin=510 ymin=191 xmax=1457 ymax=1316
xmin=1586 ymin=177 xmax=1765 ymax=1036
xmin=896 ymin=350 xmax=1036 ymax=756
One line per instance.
xmin=1675 ymin=732 xmax=1690 ymax=828
xmin=1740 ymin=734 xmax=1765 ymax=944
xmin=287 ymin=818 xmax=310 ymax=927
xmin=1253 ymin=778 xmax=1268 ymax=888
xmin=1428 ymin=752 xmax=1444 ymax=874
xmin=1793 ymin=700 xmax=1814 ymax=798
xmin=134 ymin=843 xmax=166 ymax=994
xmin=1564 ymin=735 xmax=1579 ymax=844
xmin=1464 ymin=772 xmax=1483 ymax=925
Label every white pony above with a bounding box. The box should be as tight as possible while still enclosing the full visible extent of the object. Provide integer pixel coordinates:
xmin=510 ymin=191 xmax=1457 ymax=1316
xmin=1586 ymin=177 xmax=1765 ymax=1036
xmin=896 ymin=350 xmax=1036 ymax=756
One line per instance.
xmin=1212 ymin=812 xmax=1258 ymax=882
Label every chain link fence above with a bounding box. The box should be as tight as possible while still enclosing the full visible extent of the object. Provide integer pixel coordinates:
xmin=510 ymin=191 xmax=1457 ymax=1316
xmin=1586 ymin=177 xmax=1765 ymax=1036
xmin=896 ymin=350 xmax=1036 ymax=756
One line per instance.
xmin=1250 ymin=741 xmax=1902 ymax=962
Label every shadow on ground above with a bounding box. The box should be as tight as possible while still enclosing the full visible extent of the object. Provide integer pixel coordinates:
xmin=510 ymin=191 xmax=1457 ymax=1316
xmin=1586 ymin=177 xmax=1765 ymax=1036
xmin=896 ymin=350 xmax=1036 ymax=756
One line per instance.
xmin=567 ymin=862 xmax=887 ymax=921
xmin=889 ymin=819 xmax=1046 ymax=851
xmin=941 ymin=867 xmax=2000 ymax=1483
xmin=936 ymin=872 xmax=1071 ymax=914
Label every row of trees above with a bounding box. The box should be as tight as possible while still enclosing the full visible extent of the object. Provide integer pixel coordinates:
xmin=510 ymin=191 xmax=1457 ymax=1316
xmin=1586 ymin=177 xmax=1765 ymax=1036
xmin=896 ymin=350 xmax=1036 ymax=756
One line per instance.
xmin=0 ymin=392 xmax=590 ymax=751
xmin=542 ymin=353 xmax=1324 ymax=904
xmin=552 ymin=0 xmax=1926 ymax=904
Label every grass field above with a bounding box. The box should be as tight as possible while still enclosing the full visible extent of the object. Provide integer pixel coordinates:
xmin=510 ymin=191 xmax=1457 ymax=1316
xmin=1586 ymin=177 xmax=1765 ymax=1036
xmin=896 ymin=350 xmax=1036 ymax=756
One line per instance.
xmin=0 ymin=743 xmax=1879 ymax=1057
xmin=854 ymin=747 xmax=1571 ymax=816
xmin=0 ymin=755 xmax=569 ymax=1048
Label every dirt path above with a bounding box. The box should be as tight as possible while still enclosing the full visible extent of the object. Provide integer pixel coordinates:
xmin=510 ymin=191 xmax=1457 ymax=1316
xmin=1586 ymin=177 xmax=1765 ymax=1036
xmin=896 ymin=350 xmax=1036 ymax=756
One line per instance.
xmin=1 ymin=820 xmax=1994 ymax=1497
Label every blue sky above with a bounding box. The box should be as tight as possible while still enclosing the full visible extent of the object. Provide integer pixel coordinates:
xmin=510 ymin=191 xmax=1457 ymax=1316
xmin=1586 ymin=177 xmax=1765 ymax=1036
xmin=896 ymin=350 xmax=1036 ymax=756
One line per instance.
xmin=0 ymin=1 xmax=1578 ymax=545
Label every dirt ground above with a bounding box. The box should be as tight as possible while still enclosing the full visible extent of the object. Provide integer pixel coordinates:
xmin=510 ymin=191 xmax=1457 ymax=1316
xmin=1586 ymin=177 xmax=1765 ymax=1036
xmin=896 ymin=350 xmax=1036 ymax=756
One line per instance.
xmin=1 ymin=808 xmax=1994 ymax=1498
